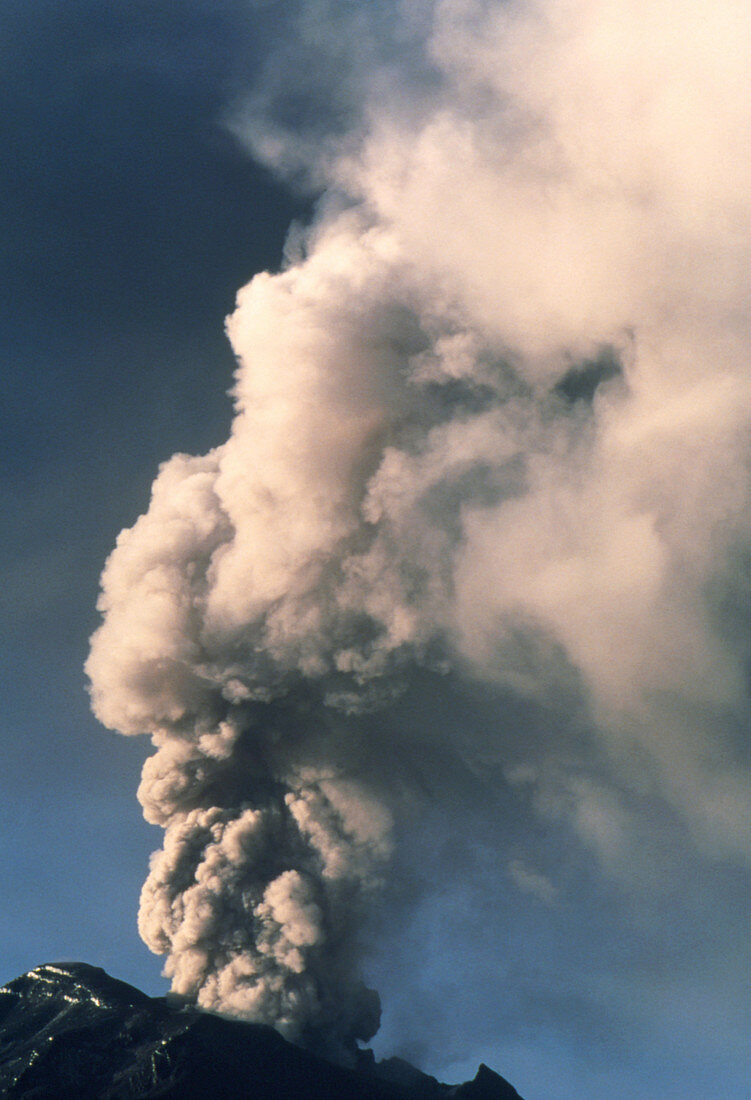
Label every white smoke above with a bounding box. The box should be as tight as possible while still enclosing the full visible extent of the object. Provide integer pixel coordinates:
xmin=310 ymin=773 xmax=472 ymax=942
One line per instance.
xmin=88 ymin=0 xmax=751 ymax=1053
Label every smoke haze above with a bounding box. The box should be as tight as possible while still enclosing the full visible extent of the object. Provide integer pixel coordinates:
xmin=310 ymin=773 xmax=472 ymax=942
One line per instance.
xmin=87 ymin=0 xmax=751 ymax=1068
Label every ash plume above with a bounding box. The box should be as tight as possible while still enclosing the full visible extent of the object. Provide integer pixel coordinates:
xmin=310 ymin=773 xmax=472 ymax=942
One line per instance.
xmin=88 ymin=0 xmax=751 ymax=1055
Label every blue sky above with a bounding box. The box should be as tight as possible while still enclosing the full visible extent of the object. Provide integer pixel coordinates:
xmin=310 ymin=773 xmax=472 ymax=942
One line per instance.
xmin=4 ymin=4 xmax=751 ymax=1099
xmin=1 ymin=0 xmax=302 ymax=988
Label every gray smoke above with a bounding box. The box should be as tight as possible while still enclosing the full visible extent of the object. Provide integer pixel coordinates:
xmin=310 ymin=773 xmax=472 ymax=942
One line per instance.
xmin=88 ymin=0 xmax=751 ymax=1055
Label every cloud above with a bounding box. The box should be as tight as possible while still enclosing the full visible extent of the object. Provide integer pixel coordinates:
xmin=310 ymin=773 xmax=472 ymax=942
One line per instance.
xmin=507 ymin=859 xmax=557 ymax=905
xmin=88 ymin=0 xmax=751 ymax=1063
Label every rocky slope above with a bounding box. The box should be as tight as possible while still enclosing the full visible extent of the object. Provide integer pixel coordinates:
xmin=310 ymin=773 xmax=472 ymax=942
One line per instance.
xmin=0 ymin=963 xmax=524 ymax=1099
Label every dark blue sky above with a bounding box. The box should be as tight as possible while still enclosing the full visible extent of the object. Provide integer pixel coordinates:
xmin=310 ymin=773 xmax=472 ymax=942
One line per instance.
xmin=1 ymin=0 xmax=305 ymax=993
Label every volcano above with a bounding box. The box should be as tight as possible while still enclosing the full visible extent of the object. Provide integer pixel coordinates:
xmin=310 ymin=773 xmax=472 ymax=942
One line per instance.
xmin=0 ymin=963 xmax=524 ymax=1099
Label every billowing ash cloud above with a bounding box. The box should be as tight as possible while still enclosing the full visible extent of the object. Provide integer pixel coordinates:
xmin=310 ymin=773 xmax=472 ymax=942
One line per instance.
xmin=88 ymin=0 xmax=751 ymax=1055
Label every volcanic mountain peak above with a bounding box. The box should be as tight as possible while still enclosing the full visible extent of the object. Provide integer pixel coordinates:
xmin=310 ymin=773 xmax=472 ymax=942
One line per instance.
xmin=0 ymin=962 xmax=524 ymax=1099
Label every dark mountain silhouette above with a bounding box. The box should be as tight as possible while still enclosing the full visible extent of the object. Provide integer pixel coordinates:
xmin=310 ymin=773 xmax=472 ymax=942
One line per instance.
xmin=0 ymin=963 xmax=524 ymax=1099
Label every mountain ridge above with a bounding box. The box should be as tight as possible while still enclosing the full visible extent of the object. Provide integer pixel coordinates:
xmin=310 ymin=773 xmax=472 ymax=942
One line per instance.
xmin=0 ymin=962 xmax=524 ymax=1099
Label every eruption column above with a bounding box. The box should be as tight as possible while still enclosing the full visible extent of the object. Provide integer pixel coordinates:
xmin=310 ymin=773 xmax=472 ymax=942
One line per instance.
xmin=88 ymin=0 xmax=751 ymax=1054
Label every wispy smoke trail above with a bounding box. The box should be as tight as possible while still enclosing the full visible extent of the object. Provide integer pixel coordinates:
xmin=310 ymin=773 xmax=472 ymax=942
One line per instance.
xmin=88 ymin=0 xmax=751 ymax=1051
